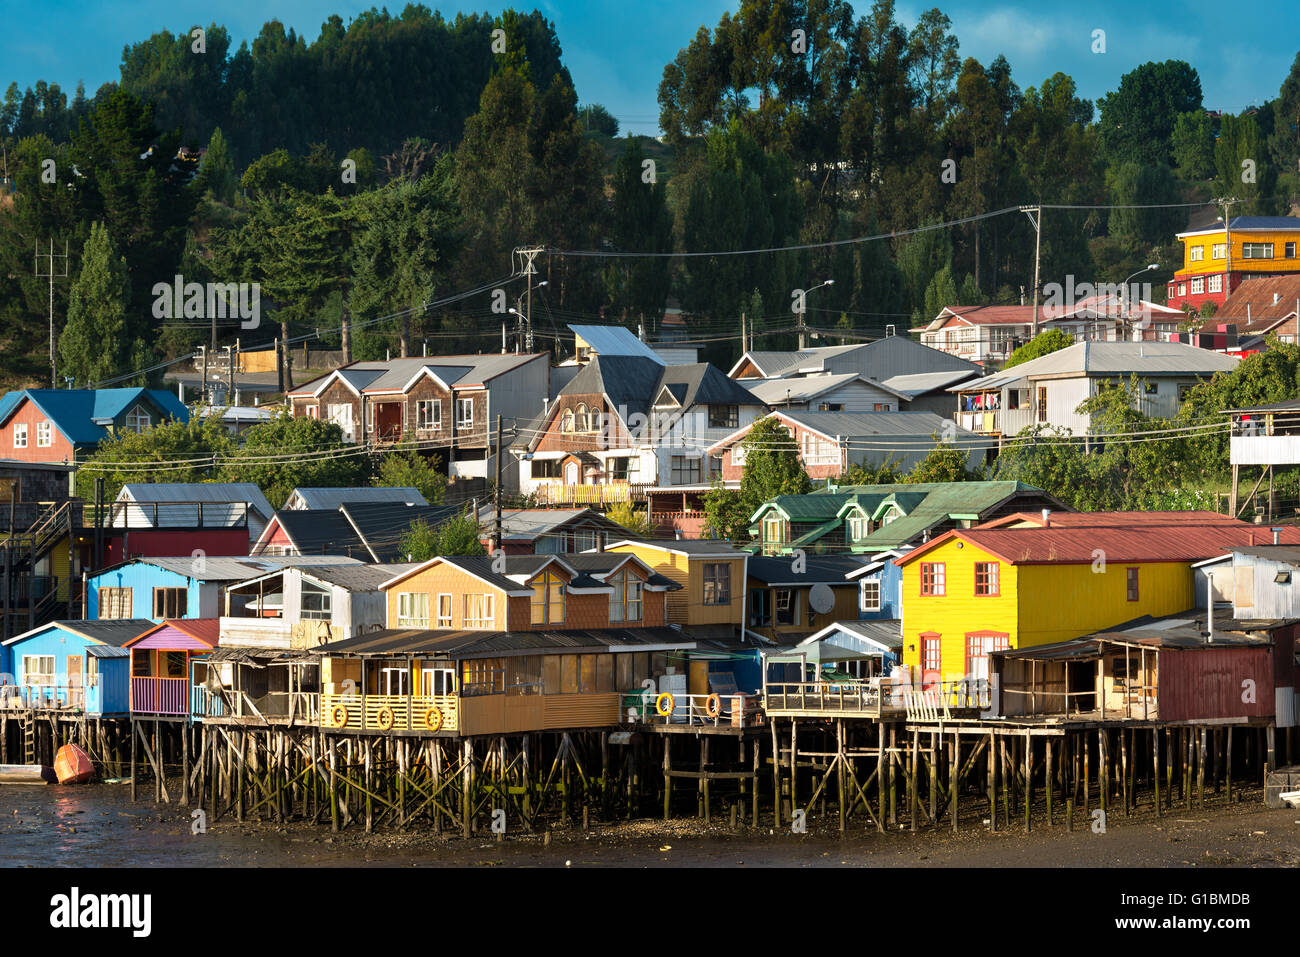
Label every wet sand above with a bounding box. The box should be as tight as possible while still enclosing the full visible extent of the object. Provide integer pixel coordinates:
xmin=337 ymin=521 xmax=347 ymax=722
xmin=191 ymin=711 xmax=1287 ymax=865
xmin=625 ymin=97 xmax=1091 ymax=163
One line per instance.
xmin=2 ymin=781 xmax=1297 ymax=867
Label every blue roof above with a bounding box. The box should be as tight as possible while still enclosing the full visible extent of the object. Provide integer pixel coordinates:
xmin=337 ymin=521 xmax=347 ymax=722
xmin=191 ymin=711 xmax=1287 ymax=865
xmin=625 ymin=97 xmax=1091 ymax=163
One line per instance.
xmin=1227 ymin=216 xmax=1300 ymax=231
xmin=0 ymin=389 xmax=189 ymax=446
xmin=568 ymin=325 xmax=665 ymax=364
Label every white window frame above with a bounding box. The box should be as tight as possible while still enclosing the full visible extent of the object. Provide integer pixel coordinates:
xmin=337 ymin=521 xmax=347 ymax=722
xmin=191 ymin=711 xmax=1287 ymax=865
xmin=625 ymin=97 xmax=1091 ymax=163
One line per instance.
xmin=22 ymin=655 xmax=55 ymax=686
xmin=1189 ymin=245 xmax=1204 ymax=262
xmin=456 ymin=397 xmax=474 ymax=429
xmin=1189 ymin=277 xmax=1204 ymax=295
xmin=1211 ymin=243 xmax=1227 ymax=259
xmin=860 ymin=578 xmax=881 ymax=613
xmin=125 ymin=404 xmax=151 ymax=433
xmin=463 ymin=593 xmax=494 ymax=628
xmin=436 ymin=593 xmax=453 ymax=628
xmin=396 ymin=592 xmax=429 ymax=628
xmin=1207 ymin=274 xmax=1223 ymax=294
xmin=417 ymin=399 xmax=441 ymax=431
xmin=13 ymin=423 xmax=27 ymax=449
xmin=36 ymin=421 xmax=52 ymax=447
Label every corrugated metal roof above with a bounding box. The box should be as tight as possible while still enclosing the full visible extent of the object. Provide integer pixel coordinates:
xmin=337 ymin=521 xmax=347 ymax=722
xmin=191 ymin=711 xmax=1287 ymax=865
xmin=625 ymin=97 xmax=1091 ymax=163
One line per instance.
xmin=0 ymin=389 xmax=189 ymax=444
xmin=977 ymin=510 xmax=1241 ymax=529
xmin=744 ymin=373 xmax=906 ymax=404
xmin=878 ymin=370 xmax=979 ymax=396
xmin=475 ymin=507 xmax=623 ymax=540
xmin=120 ymin=482 xmax=274 ymax=520
xmin=747 ymin=555 xmax=868 ymax=584
xmin=780 ymin=410 xmax=981 ymax=441
xmin=952 ymin=341 xmax=1238 ymax=392
xmin=289 ymin=354 xmax=542 ymax=397
xmin=286 ymin=487 xmax=429 ymax=510
xmin=904 ymin=522 xmax=1300 ymax=566
xmin=315 ymin=625 xmax=692 ymax=657
xmin=569 ymin=324 xmax=665 ymax=363
xmin=2 ymin=618 xmax=158 ymax=648
xmin=98 ymin=555 xmax=363 ymax=583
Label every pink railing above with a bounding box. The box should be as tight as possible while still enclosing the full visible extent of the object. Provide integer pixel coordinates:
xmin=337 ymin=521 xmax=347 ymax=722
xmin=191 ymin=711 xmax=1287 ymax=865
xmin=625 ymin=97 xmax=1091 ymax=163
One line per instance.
xmin=132 ymin=676 xmax=189 ymax=715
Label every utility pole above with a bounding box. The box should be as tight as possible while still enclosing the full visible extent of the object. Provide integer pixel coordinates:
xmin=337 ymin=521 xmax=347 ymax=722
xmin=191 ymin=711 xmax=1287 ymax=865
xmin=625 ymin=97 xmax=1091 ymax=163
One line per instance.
xmin=493 ymin=415 xmax=504 ymax=554
xmin=34 ymin=239 xmax=69 ymax=388
xmin=515 ymin=246 xmax=543 ymax=352
xmin=198 ymin=346 xmax=208 ymax=406
xmin=1021 ymin=206 xmax=1042 ymax=337
xmin=1217 ymin=196 xmax=1239 ymax=305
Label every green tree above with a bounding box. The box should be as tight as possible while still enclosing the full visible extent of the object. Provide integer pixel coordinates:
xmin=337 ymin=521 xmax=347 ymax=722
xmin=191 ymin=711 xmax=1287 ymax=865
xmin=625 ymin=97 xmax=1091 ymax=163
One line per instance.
xmin=1170 ymin=110 xmax=1216 ymax=182
xmin=374 ymin=446 xmax=446 ymax=504
xmin=398 ymin=517 xmax=440 ymax=562
xmin=1097 ymin=60 xmax=1203 ymax=165
xmin=703 ymin=417 xmax=812 ymax=540
xmin=604 ymin=137 xmax=673 ymax=325
xmin=1004 ymin=328 xmax=1074 ymax=368
xmin=580 ymin=103 xmax=619 ymax=136
xmin=75 ymin=414 xmax=235 ymax=502
xmin=58 ymin=222 xmax=131 ymax=389
xmin=201 ymin=127 xmax=238 ymax=204
xmin=905 ymin=441 xmax=977 ymax=483
xmin=218 ymin=413 xmax=365 ymax=508
xmin=606 ymin=500 xmax=653 ymax=538
xmin=1214 ymin=113 xmax=1277 ymax=215
xmin=435 ymin=510 xmax=487 ymax=556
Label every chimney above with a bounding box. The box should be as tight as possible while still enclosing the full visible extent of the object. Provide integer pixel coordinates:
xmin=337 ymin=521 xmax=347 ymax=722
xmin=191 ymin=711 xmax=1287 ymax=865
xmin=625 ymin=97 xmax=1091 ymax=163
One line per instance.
xmin=1041 ymin=508 xmax=1051 ymax=527
xmin=1273 ymin=526 xmax=1282 ymax=545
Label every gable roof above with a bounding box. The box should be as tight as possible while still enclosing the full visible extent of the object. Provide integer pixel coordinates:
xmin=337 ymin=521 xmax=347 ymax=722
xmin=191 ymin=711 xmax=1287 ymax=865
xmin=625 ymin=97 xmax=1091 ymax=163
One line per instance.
xmin=88 ymin=555 xmax=364 ymax=585
xmin=125 ymin=618 xmax=221 ymax=648
xmin=743 ymin=373 xmax=909 ymax=405
xmin=898 ymin=522 xmax=1300 ymax=566
xmin=746 ymin=554 xmax=870 ymax=585
xmin=379 ymin=553 xmax=579 ymax=595
xmin=339 ymin=502 xmax=461 ymax=562
xmin=729 ymin=337 xmax=977 ymax=380
xmin=3 ymin=618 xmax=158 ymax=647
xmin=285 ymin=487 xmax=429 ymax=510
xmin=287 ymin=354 xmax=544 ymax=398
xmin=0 ymin=389 xmax=189 ymax=445
xmin=475 ymin=506 xmax=626 ymax=542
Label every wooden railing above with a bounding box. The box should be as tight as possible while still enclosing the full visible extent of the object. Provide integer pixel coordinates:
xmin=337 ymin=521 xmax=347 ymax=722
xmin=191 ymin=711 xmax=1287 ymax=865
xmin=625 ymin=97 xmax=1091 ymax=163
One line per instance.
xmin=764 ymin=679 xmax=894 ymax=716
xmin=132 ymin=676 xmax=189 ymax=715
xmin=319 ymin=692 xmax=459 ymax=733
xmin=623 ymin=691 xmax=761 ymax=728
xmin=533 ymin=483 xmax=648 ymax=506
xmin=4 ymin=683 xmax=86 ymax=710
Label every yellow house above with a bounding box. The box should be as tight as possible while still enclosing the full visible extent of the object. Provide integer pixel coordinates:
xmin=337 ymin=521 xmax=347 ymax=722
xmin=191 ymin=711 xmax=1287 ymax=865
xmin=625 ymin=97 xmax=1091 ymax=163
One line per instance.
xmin=1169 ymin=215 xmax=1300 ymax=310
xmin=894 ymin=520 xmax=1297 ymax=684
xmin=604 ymin=539 xmax=748 ymax=628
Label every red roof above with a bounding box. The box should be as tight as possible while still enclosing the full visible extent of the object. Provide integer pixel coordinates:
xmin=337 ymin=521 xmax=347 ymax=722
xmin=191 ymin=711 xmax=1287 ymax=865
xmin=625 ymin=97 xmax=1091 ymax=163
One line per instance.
xmin=976 ymin=510 xmax=1242 ymax=530
xmin=935 ymin=305 xmax=1037 ymax=326
xmin=899 ymin=522 xmax=1300 ymax=566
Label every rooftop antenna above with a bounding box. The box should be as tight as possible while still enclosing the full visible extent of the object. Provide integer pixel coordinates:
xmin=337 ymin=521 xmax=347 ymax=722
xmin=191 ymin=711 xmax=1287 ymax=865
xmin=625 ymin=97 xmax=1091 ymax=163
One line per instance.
xmin=34 ymin=239 xmax=70 ymax=388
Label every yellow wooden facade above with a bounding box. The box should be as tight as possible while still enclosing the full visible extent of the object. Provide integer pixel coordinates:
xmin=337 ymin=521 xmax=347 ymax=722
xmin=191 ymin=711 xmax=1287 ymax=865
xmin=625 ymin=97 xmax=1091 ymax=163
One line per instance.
xmin=745 ymin=579 xmax=860 ymax=642
xmin=1175 ymin=226 xmax=1300 ymax=279
xmin=605 ymin=541 xmax=745 ymax=627
xmin=898 ymin=536 xmax=1195 ymax=675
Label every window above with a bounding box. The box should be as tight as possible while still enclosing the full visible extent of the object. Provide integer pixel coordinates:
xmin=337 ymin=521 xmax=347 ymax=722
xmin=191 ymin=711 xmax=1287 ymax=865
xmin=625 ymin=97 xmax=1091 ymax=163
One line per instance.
xmin=464 ymin=593 xmax=495 ymax=628
xmin=670 ymin=455 xmax=701 ymax=485
xmin=460 ymin=657 xmax=505 ymax=696
xmin=1178 ymin=384 xmax=1194 ymax=402
xmin=436 ymin=594 xmax=453 ymax=628
xmin=1212 ymin=243 xmax=1227 ymax=259
xmin=921 ymin=635 xmax=941 ymax=675
xmin=397 ymin=592 xmax=429 ymax=628
xmin=416 ymin=400 xmax=441 ymax=431
xmin=153 ymin=587 xmax=189 ymax=619
xmin=749 ymin=589 xmax=771 ymax=626
xmin=98 ymin=587 xmax=133 ymax=619
xmin=609 ymin=570 xmax=642 ymax=623
xmin=920 ymin=562 xmax=946 ymax=596
xmin=774 ymin=588 xmax=795 ymax=626
xmin=36 ymin=421 xmax=51 ymax=447
xmin=801 ymin=432 xmax=840 ymax=465
xmin=1126 ymin=567 xmax=1139 ymax=602
xmin=609 ymin=456 xmax=639 ymax=483
xmin=531 ymin=459 xmax=562 ymax=480
xmin=13 ymin=423 xmax=26 ymax=449
xmin=296 ymin=581 xmax=330 ymax=620
xmin=819 ymin=402 xmax=843 ymax=412
xmin=22 ymin=655 xmax=55 ymax=686
xmin=974 ymin=562 xmax=1000 ymax=596
xmin=125 ymin=405 xmax=151 ymax=433
xmin=1241 ymin=242 xmax=1274 ymax=259
xmin=872 ymin=403 xmax=890 ymax=412
xmin=1008 ymin=388 xmax=1030 ymax=410
xmin=703 ymin=563 xmax=731 ymax=605
xmin=847 ymin=514 xmax=868 ymax=540
xmin=1177 ymin=283 xmax=1186 ymax=296
xmin=1189 ymin=277 xmax=1204 ymax=295
xmin=860 ymin=578 xmax=881 ymax=612
xmin=456 ymin=397 xmax=474 ymax=428
xmin=708 ymin=405 xmax=739 ymax=429
xmin=305 ymin=405 xmax=320 ymax=419
xmin=531 ymin=571 xmax=565 ymax=625
xmin=577 ymin=403 xmax=590 ymax=432
xmin=1287 ymin=242 xmax=1297 ymax=258
xmin=1143 ymin=381 xmax=1159 ymax=396
xmin=1208 ymin=274 xmax=1223 ymax=294
xmin=562 ymin=409 xmax=575 ymax=433
xmin=1189 ymin=245 xmax=1204 ymax=261
xmin=764 ymin=516 xmax=785 ymax=547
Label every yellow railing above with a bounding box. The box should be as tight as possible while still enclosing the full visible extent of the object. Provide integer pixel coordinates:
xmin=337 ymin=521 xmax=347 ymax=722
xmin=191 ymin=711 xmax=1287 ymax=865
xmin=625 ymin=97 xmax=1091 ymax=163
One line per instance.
xmin=319 ymin=693 xmax=459 ymax=733
xmin=534 ymin=483 xmax=646 ymax=506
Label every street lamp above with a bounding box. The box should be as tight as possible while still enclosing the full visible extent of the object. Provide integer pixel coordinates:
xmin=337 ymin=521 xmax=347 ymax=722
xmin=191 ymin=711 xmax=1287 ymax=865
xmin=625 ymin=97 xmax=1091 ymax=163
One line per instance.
xmin=1120 ymin=264 xmax=1159 ymax=340
xmin=795 ymin=279 xmax=834 ymax=349
xmin=513 ymin=281 xmax=548 ymax=353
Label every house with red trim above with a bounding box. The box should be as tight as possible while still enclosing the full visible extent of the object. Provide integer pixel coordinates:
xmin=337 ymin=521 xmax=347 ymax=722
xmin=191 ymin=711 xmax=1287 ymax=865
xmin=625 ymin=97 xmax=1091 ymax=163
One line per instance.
xmin=0 ymin=388 xmax=190 ymax=464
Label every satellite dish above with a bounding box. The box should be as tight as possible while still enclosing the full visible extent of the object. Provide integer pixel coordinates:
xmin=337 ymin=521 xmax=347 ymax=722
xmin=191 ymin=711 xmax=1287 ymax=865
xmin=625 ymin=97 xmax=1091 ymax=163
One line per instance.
xmin=808 ymin=583 xmax=835 ymax=615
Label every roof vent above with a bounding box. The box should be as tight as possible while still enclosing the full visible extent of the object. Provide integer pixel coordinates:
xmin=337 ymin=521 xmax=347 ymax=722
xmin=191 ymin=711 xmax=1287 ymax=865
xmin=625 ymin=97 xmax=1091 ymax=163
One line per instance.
xmin=1041 ymin=508 xmax=1050 ymax=527
xmin=1274 ymin=293 xmax=1281 ymax=305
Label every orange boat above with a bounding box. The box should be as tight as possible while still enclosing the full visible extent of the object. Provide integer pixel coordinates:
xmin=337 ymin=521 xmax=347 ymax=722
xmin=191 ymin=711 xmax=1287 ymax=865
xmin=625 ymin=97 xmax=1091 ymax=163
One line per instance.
xmin=54 ymin=744 xmax=94 ymax=785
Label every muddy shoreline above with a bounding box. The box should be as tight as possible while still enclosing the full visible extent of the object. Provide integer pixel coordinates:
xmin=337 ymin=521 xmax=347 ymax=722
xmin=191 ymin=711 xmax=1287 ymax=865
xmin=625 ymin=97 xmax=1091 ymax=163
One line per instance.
xmin=3 ymin=779 xmax=1297 ymax=867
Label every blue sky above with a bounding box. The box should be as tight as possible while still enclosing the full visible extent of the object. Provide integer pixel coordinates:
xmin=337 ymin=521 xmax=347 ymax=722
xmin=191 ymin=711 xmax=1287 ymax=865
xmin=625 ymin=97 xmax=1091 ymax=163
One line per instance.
xmin=2 ymin=0 xmax=1294 ymax=137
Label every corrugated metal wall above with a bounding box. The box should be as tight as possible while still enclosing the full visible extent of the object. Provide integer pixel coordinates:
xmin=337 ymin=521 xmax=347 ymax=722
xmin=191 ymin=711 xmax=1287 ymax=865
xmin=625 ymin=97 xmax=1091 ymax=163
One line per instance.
xmin=1159 ymin=646 xmax=1275 ymax=722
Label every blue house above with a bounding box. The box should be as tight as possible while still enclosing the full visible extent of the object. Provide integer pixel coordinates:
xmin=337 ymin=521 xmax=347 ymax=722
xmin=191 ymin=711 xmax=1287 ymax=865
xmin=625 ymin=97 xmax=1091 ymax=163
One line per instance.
xmin=86 ymin=555 xmax=367 ymax=620
xmin=845 ymin=547 xmax=910 ymax=621
xmin=1 ymin=619 xmax=155 ymax=715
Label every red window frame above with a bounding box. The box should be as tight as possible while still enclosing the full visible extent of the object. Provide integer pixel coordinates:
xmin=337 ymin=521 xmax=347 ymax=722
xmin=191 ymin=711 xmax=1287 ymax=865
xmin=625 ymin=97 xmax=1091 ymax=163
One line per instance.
xmin=1126 ymin=567 xmax=1139 ymax=602
xmin=920 ymin=562 xmax=946 ymax=596
xmin=920 ymin=633 xmax=941 ymax=683
xmin=964 ymin=631 xmax=1010 ymax=675
xmin=974 ymin=562 xmax=1000 ymax=596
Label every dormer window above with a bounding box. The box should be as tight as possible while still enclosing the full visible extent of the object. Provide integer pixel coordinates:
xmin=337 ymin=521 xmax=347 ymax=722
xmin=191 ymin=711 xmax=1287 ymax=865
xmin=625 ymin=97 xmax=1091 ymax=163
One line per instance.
xmin=530 ymin=570 xmax=565 ymax=625
xmin=577 ymin=403 xmax=590 ymax=432
xmin=847 ymin=514 xmax=868 ymax=540
xmin=125 ymin=405 xmax=151 ymax=433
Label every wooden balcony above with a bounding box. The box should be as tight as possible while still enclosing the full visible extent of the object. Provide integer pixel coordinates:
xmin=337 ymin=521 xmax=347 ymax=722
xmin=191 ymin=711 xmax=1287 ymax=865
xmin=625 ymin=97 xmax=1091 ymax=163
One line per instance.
xmin=533 ymin=483 xmax=647 ymax=506
xmin=320 ymin=692 xmax=459 ymax=733
xmin=132 ymin=676 xmax=189 ymax=715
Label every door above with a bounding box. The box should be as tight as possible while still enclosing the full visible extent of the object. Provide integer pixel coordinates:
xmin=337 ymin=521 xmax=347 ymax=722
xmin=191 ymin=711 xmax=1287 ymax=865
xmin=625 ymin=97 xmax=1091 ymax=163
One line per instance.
xmin=67 ymin=655 xmax=82 ymax=709
xmin=564 ymin=462 xmax=578 ymax=485
xmin=421 ymin=667 xmax=455 ymax=696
